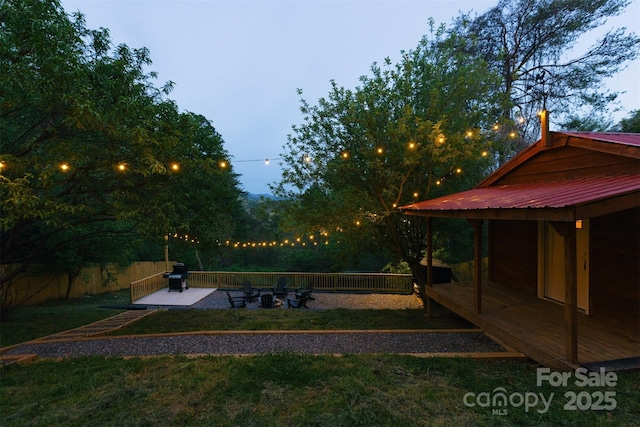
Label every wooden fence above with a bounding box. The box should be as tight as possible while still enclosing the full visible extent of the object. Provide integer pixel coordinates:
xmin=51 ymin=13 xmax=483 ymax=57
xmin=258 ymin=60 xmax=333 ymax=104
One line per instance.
xmin=3 ymin=262 xmax=414 ymax=307
xmin=130 ymin=271 xmax=414 ymax=303
xmin=3 ymin=261 xmax=171 ymax=307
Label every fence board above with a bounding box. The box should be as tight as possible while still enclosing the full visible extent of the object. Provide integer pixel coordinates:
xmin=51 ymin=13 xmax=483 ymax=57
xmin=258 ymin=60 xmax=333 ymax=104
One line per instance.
xmin=3 ymin=261 xmax=170 ymax=307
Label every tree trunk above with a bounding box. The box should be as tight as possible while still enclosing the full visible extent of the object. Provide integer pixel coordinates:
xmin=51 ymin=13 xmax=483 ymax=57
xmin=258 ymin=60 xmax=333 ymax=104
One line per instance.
xmin=195 ymin=249 xmax=204 ymax=271
xmin=64 ymin=270 xmax=80 ymax=300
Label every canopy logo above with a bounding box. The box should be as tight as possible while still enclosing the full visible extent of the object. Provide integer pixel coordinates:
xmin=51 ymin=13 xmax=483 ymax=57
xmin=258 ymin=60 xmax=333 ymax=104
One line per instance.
xmin=462 ymin=367 xmax=617 ymax=416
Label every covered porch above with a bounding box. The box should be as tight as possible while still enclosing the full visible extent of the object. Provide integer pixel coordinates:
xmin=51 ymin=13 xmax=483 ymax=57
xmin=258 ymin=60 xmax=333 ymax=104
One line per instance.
xmin=425 ymin=280 xmax=640 ymax=371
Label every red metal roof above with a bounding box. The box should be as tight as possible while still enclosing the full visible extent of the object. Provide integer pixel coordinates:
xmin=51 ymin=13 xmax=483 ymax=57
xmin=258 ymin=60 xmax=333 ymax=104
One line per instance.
xmin=560 ymin=132 xmax=640 ymax=147
xmin=401 ymin=174 xmax=640 ymax=213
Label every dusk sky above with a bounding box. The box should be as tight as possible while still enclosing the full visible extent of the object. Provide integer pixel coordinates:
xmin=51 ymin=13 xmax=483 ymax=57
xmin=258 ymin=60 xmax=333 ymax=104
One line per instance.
xmin=61 ymin=0 xmax=640 ymax=194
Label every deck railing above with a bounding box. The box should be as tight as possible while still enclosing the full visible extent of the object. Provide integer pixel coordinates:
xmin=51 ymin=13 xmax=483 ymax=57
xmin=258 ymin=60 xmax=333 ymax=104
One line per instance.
xmin=130 ymin=271 xmax=168 ymax=302
xmin=130 ymin=271 xmax=413 ymax=302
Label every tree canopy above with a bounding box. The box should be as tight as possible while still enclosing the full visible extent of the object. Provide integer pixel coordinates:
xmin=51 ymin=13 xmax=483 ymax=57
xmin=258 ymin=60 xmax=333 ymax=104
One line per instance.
xmin=0 ymin=0 xmax=244 ymax=313
xmin=274 ymin=0 xmax=638 ymax=286
xmin=274 ymin=24 xmax=502 ymax=285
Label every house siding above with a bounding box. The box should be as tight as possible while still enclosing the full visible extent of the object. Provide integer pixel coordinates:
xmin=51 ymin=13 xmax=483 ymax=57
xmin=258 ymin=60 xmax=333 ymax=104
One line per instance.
xmin=490 ymin=220 xmax=538 ymax=295
xmin=494 ymin=146 xmax=639 ymax=185
xmin=590 ymin=206 xmax=640 ymax=320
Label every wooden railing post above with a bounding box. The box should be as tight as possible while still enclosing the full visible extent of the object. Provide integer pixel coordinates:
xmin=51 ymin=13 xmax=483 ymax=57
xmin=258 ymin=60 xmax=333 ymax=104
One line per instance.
xmin=469 ymin=219 xmax=483 ymax=314
xmin=550 ymin=221 xmax=579 ymax=365
xmin=426 ymin=217 xmax=433 ymax=317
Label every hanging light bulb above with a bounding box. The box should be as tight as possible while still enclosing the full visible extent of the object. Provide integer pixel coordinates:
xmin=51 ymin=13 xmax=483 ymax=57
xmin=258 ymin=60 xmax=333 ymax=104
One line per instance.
xmin=265 ymin=159 xmax=270 ymax=165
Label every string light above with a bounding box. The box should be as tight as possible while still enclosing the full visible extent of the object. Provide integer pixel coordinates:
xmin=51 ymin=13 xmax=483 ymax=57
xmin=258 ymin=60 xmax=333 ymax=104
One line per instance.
xmin=233 ymin=157 xmax=282 ymax=163
xmin=60 ymin=163 xmax=70 ymax=172
xmin=170 ymin=162 xmax=180 ymax=171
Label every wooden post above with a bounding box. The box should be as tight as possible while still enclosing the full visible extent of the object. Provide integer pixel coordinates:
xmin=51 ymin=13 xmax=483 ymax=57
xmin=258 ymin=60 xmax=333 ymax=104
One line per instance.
xmin=540 ymin=109 xmax=552 ymax=147
xmin=426 ymin=217 xmax=433 ymax=317
xmin=550 ymin=221 xmax=578 ymax=364
xmin=469 ymin=219 xmax=483 ymax=314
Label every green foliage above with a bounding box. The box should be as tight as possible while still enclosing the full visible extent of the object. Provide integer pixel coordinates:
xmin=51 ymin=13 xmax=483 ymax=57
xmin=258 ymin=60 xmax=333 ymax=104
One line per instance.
xmin=0 ymin=0 xmax=244 ymax=314
xmin=560 ymin=113 xmax=615 ymax=132
xmin=275 ymin=24 xmax=501 ymax=282
xmin=614 ymin=109 xmax=640 ymax=132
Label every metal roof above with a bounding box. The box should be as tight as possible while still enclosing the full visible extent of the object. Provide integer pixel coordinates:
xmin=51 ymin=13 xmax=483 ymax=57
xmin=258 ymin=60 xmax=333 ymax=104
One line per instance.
xmin=560 ymin=132 xmax=640 ymax=147
xmin=400 ymin=174 xmax=640 ymax=219
xmin=401 ymin=132 xmax=640 ymax=221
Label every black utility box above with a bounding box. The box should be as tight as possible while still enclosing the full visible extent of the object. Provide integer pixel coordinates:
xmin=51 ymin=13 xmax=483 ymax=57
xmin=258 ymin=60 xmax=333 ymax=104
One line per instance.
xmin=165 ymin=262 xmax=189 ymax=292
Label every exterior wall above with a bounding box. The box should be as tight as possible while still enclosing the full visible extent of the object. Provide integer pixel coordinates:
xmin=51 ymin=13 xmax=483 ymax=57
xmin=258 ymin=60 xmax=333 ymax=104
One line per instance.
xmin=489 ymin=220 xmax=538 ymax=294
xmin=495 ymin=146 xmax=639 ymax=185
xmin=589 ymin=207 xmax=640 ymax=320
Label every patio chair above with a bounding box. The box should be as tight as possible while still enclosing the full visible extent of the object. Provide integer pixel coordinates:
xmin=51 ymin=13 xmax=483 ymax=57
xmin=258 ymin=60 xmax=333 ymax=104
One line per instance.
xmin=242 ymin=281 xmax=261 ymax=302
xmin=287 ymin=288 xmax=312 ymax=309
xmin=272 ymin=277 xmax=288 ymax=298
xmin=226 ymin=291 xmax=246 ymax=308
xmin=294 ymin=281 xmax=314 ymax=301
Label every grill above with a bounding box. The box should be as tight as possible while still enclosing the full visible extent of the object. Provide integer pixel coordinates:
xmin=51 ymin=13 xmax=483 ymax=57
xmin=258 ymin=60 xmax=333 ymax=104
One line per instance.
xmin=164 ymin=262 xmax=189 ymax=292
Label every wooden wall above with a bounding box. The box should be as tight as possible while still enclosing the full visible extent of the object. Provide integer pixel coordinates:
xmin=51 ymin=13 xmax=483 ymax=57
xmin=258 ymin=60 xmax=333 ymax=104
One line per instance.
xmin=4 ymin=261 xmax=170 ymax=307
xmin=589 ymin=207 xmax=640 ymax=320
xmin=489 ymin=219 xmax=538 ymax=294
xmin=495 ymin=146 xmax=639 ymax=184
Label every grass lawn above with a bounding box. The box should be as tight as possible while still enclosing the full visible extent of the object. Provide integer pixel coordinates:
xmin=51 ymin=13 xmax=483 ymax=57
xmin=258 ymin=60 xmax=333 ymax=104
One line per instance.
xmin=1 ymin=291 xmax=638 ymax=426
xmin=2 ymin=355 xmax=639 ymax=426
xmin=0 ymin=290 xmax=130 ymax=348
xmin=108 ymin=304 xmax=472 ymax=336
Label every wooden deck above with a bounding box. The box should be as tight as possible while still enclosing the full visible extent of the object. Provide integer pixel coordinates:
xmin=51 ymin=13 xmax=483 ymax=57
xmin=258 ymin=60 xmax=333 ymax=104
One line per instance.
xmin=425 ymin=281 xmax=640 ymax=371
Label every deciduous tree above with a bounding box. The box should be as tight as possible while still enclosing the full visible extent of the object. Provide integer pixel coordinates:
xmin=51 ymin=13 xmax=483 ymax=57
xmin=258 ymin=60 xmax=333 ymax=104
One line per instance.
xmin=274 ymin=25 xmax=501 ymax=290
xmin=452 ymin=0 xmax=639 ymax=158
xmin=0 ymin=0 xmax=243 ymax=318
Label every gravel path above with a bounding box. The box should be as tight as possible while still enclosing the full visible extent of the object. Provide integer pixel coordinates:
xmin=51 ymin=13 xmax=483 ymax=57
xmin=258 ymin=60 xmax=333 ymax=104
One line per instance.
xmin=5 ymin=331 xmax=506 ymax=359
xmin=188 ymin=290 xmax=425 ymax=310
xmin=4 ymin=292 xmax=509 ymax=359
